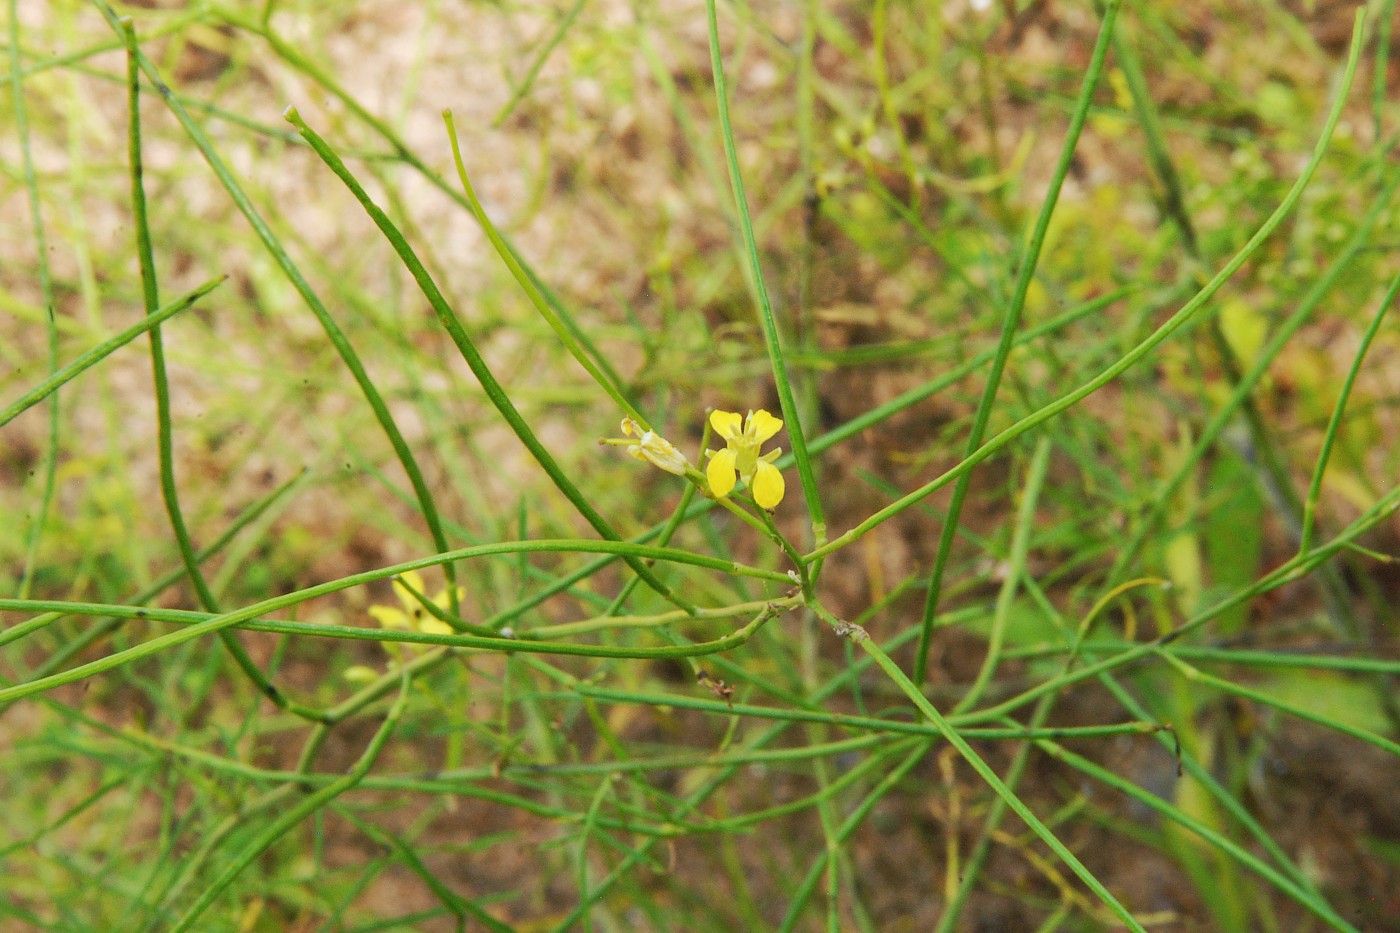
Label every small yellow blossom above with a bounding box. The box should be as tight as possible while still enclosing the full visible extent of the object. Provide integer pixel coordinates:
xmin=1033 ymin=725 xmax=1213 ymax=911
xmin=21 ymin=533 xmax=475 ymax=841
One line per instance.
xmin=706 ymin=409 xmax=785 ymax=510
xmin=607 ymin=417 xmax=691 ymax=476
xmin=367 ymin=570 xmax=459 ymax=662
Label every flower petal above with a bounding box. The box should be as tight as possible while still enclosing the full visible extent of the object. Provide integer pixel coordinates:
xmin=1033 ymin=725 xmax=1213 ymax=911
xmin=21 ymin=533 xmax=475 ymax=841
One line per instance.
xmin=745 ymin=409 xmax=783 ymax=444
xmin=369 ymin=606 xmax=410 ymax=630
xmin=418 ymin=618 xmax=454 ymax=636
xmin=752 ymin=460 xmax=786 ymax=510
xmin=706 ymin=446 xmax=738 ymax=498
xmin=434 ymin=586 xmax=466 ymax=611
xmin=392 ymin=570 xmax=427 ymax=612
xmin=709 ymin=409 xmax=743 ymax=441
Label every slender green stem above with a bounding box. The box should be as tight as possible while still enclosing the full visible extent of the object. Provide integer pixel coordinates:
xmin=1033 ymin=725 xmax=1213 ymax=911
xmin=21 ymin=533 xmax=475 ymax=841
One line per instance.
xmin=1113 ymin=20 xmax=1199 ymax=257
xmin=915 ymin=0 xmax=1120 ymax=686
xmin=1373 ymin=0 xmax=1397 ymax=143
xmin=760 ymin=507 xmax=807 ymax=586
xmin=573 ymin=680 xmax=1159 ymax=741
xmin=12 ymin=596 xmax=781 ymax=663
xmin=703 ymin=0 xmax=826 ymax=549
xmin=0 ymin=278 xmax=224 ymax=427
xmin=850 ymin=626 xmax=1147 ymax=931
xmin=1155 ymin=649 xmax=1400 ymax=758
xmin=531 ymin=597 xmax=793 ymax=639
xmin=0 ymin=537 xmax=792 ymax=704
xmin=1004 ymin=641 xmax=1400 ymax=675
xmin=121 ymin=22 xmax=324 ymax=724
xmin=1298 ymin=268 xmax=1400 ymax=553
xmin=441 ymin=110 xmax=645 ymax=427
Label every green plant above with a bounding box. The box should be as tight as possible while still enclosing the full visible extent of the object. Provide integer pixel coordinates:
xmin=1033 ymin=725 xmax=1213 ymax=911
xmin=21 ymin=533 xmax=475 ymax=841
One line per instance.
xmin=4 ymin=2 xmax=1398 ymax=930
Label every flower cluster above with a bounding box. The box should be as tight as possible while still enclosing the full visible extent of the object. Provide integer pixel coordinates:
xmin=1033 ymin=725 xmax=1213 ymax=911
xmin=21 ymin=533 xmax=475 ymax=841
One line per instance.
xmin=604 ymin=408 xmax=787 ymax=511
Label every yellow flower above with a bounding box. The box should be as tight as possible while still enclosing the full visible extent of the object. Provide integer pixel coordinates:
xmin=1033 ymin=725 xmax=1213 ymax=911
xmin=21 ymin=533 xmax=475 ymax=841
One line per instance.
xmin=367 ymin=570 xmax=458 ymax=662
xmin=706 ymin=409 xmax=785 ymax=510
xmin=610 ymin=417 xmax=691 ymax=476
